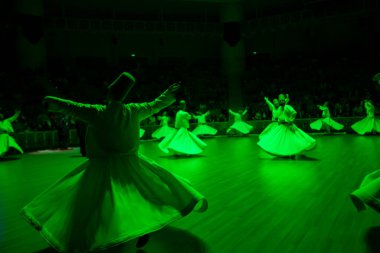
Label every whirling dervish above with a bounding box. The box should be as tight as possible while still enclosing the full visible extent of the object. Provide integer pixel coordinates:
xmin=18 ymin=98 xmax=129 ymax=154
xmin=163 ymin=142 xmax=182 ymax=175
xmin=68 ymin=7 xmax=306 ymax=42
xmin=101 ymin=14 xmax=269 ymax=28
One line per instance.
xmin=351 ymin=99 xmax=380 ymax=135
xmin=151 ymin=111 xmax=175 ymax=139
xmin=20 ymin=73 xmax=208 ymax=252
xmin=310 ymin=101 xmax=344 ymax=134
xmin=192 ymin=110 xmax=217 ymax=137
xmin=259 ymin=97 xmax=280 ymax=140
xmin=257 ymin=94 xmax=316 ymax=158
xmin=0 ymin=110 xmax=23 ymax=158
xmin=159 ymin=100 xmax=207 ymax=155
xmin=350 ymin=73 xmax=380 ymax=213
xmin=226 ymin=107 xmax=253 ymax=135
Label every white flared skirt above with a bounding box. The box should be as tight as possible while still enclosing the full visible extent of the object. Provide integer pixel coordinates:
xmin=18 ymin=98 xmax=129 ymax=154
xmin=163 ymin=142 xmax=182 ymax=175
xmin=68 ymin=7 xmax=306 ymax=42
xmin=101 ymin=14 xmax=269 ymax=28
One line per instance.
xmin=310 ymin=118 xmax=344 ymax=131
xmin=159 ymin=128 xmax=207 ymax=155
xmin=227 ymin=121 xmax=253 ymax=135
xmin=350 ymin=169 xmax=380 ymax=213
xmin=259 ymin=122 xmax=278 ymax=140
xmin=192 ymin=124 xmax=217 ymax=136
xmin=351 ymin=117 xmax=380 ymax=135
xmin=20 ymin=152 xmax=208 ymax=252
xmin=257 ymin=123 xmax=316 ymax=156
xmin=152 ymin=125 xmax=176 ymax=139
xmin=0 ymin=133 xmax=24 ymax=157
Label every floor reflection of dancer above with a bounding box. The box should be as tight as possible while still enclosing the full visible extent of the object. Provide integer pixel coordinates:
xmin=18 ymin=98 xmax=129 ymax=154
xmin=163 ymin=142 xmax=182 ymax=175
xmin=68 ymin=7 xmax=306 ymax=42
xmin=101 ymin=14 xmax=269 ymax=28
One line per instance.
xmin=350 ymin=73 xmax=380 ymax=212
xmin=257 ymin=94 xmax=316 ymax=158
xmin=20 ymin=73 xmax=207 ymax=252
xmin=259 ymin=97 xmax=280 ymax=140
xmin=351 ymin=99 xmax=380 ymax=135
xmin=0 ymin=110 xmax=23 ymax=158
xmin=226 ymin=107 xmax=253 ymax=135
xmin=152 ymin=111 xmax=175 ymax=139
xmin=192 ymin=111 xmax=217 ymax=137
xmin=310 ymin=101 xmax=344 ymax=134
xmin=159 ymin=100 xmax=207 ymax=155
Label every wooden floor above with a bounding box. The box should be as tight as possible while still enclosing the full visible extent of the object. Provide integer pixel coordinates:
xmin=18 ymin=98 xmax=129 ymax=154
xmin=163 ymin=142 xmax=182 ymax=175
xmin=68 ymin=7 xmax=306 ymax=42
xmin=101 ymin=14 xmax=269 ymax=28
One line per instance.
xmin=1 ymin=134 xmax=380 ymax=253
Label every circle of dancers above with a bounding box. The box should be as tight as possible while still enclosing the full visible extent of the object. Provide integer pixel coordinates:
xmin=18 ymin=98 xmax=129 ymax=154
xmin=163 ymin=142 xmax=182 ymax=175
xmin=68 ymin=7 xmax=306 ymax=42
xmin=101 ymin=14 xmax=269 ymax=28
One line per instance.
xmin=1 ymin=70 xmax=380 ymax=251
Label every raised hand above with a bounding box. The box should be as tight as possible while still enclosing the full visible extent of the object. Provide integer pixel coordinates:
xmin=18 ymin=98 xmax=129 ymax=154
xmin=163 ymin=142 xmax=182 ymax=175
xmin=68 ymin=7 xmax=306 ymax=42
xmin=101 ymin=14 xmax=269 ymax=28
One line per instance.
xmin=43 ymin=96 xmax=61 ymax=112
xmin=167 ymin=83 xmax=181 ymax=93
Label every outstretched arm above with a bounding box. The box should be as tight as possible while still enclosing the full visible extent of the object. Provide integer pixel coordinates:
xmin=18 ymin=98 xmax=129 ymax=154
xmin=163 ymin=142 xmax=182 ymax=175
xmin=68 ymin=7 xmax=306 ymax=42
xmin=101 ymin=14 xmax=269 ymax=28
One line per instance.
xmin=264 ymin=97 xmax=274 ymax=111
xmin=6 ymin=110 xmax=21 ymax=122
xmin=286 ymin=106 xmax=297 ymax=122
xmin=285 ymin=94 xmax=290 ymax=105
xmin=204 ymin=111 xmax=211 ymax=117
xmin=43 ymin=96 xmax=104 ymax=124
xmin=229 ymin=109 xmax=238 ymax=116
xmin=242 ymin=107 xmax=249 ymax=116
xmin=133 ymin=83 xmax=180 ymax=121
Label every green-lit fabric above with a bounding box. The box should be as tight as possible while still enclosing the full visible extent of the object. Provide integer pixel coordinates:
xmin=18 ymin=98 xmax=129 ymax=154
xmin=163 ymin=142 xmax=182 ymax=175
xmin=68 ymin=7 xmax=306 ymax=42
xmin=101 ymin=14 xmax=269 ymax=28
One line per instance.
xmin=159 ymin=110 xmax=207 ymax=155
xmin=227 ymin=109 xmax=253 ymax=134
xmin=0 ymin=111 xmax=23 ymax=156
xmin=20 ymin=90 xmax=208 ymax=252
xmin=310 ymin=105 xmax=344 ymax=131
xmin=152 ymin=115 xmax=175 ymax=139
xmin=257 ymin=105 xmax=316 ymax=156
xmin=192 ymin=112 xmax=217 ymax=136
xmin=351 ymin=101 xmax=380 ymax=134
xmin=351 ymin=169 xmax=380 ymax=213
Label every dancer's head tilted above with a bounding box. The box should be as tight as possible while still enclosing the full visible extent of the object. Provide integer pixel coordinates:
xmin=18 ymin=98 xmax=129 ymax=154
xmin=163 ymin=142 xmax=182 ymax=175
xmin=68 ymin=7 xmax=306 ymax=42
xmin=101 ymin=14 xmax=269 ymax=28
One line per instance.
xmin=373 ymin=73 xmax=380 ymax=85
xmin=278 ymin=94 xmax=286 ymax=106
xmin=163 ymin=111 xmax=168 ymax=116
xmin=323 ymin=101 xmax=328 ymax=107
xmin=273 ymin=98 xmax=279 ymax=108
xmin=0 ymin=113 xmax=3 ymax=120
xmin=179 ymin=100 xmax=186 ymax=111
xmin=106 ymin=72 xmax=136 ymax=102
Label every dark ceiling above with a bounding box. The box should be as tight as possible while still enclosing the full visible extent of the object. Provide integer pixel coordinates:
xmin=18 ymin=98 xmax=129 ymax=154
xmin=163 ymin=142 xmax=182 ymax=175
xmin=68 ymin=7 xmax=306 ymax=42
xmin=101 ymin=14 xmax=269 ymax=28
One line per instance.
xmin=41 ymin=0 xmax=378 ymax=22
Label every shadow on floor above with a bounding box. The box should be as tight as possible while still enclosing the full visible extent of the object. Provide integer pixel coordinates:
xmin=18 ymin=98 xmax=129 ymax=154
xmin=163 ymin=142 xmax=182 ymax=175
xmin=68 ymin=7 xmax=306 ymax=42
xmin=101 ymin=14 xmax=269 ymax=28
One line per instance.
xmin=294 ymin=154 xmax=320 ymax=161
xmin=259 ymin=154 xmax=319 ymax=161
xmin=33 ymin=226 xmax=208 ymax=253
xmin=365 ymin=226 xmax=380 ymax=253
xmin=159 ymin=155 xmax=206 ymax=160
xmin=0 ymin=156 xmax=21 ymax=161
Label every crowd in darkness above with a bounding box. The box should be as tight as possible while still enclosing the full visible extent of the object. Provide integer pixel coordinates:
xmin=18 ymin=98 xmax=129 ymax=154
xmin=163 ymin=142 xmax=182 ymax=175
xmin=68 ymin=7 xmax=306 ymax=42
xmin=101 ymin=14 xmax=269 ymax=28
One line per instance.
xmin=1 ymin=53 xmax=379 ymax=133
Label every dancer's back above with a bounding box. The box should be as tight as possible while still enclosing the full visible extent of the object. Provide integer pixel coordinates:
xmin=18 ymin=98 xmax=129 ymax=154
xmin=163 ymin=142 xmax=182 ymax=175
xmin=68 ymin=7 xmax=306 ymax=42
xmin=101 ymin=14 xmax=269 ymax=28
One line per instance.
xmin=82 ymin=101 xmax=148 ymax=157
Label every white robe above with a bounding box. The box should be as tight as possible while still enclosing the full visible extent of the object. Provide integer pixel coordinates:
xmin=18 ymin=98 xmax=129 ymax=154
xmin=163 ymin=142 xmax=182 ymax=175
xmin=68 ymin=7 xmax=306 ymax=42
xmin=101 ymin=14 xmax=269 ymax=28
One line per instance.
xmin=21 ymin=91 xmax=208 ymax=252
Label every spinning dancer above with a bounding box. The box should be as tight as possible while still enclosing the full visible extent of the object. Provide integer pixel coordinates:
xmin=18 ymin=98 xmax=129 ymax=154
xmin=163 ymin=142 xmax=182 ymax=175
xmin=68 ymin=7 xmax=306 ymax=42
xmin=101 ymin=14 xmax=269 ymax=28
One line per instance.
xmin=350 ymin=74 xmax=380 ymax=212
xmin=310 ymin=101 xmax=344 ymax=134
xmin=151 ymin=111 xmax=175 ymax=139
xmin=257 ymin=94 xmax=316 ymax=157
xmin=226 ymin=107 xmax=253 ymax=135
xmin=0 ymin=110 xmax=23 ymax=158
xmin=351 ymin=99 xmax=380 ymax=135
xmin=159 ymin=100 xmax=206 ymax=155
xmin=20 ymin=73 xmax=207 ymax=252
xmin=192 ymin=111 xmax=217 ymax=137
xmin=259 ymin=97 xmax=280 ymax=140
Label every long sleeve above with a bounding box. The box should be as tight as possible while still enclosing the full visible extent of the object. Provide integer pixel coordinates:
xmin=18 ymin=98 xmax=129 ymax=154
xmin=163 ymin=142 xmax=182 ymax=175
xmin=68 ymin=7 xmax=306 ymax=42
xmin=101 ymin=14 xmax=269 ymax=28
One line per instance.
xmin=131 ymin=89 xmax=176 ymax=121
xmin=265 ymin=99 xmax=274 ymax=111
xmin=6 ymin=111 xmax=21 ymax=123
xmin=229 ymin=109 xmax=238 ymax=117
xmin=44 ymin=96 xmax=105 ymax=124
xmin=285 ymin=105 xmax=297 ymax=122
